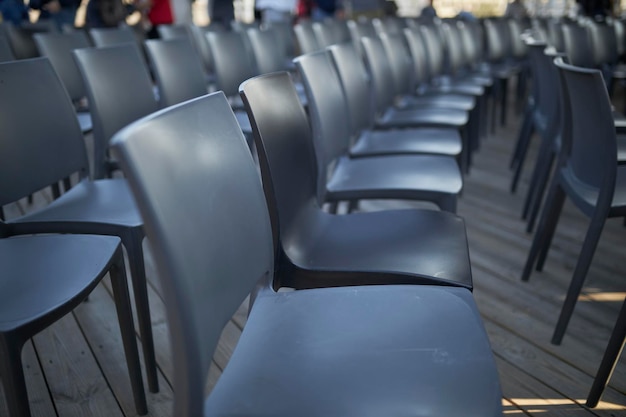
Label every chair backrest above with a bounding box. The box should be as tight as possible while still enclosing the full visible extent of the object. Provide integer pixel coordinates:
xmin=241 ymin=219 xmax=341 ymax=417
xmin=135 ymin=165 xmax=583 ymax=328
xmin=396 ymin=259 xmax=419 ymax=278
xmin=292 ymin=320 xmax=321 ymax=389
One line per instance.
xmin=265 ymin=20 xmax=296 ymax=58
xmin=33 ymin=31 xmax=91 ymax=103
xmin=144 ymin=38 xmax=207 ymax=107
xmin=379 ymin=32 xmax=415 ymax=97
xmin=294 ymin=20 xmax=320 ymax=54
xmin=89 ymin=26 xmax=138 ymax=48
xmin=206 ymin=31 xmax=258 ymax=98
xmin=372 ymin=16 xmax=405 ymax=36
xmin=156 ymin=23 xmax=190 ymax=40
xmin=482 ymin=18 xmax=506 ymax=62
xmin=246 ymin=27 xmax=288 ymax=74
xmin=73 ymin=44 xmax=158 ymax=179
xmin=0 ymin=58 xmax=89 ymax=206
xmin=561 ymin=23 xmax=595 ymax=68
xmin=295 ymin=51 xmax=352 ymax=200
xmin=5 ymin=23 xmax=45 ymax=59
xmin=111 ymin=92 xmax=273 ymax=417
xmin=327 ymin=42 xmax=375 ymax=135
xmin=403 ymin=26 xmax=432 ymax=85
xmin=555 ymin=58 xmax=616 ymax=196
xmin=188 ymin=23 xmax=223 ymax=75
xmin=529 ymin=42 xmax=562 ymax=139
xmin=0 ymin=35 xmax=15 ymax=62
xmin=360 ymin=36 xmax=397 ymax=116
xmin=239 ymin=72 xmax=320 ymax=256
xmin=419 ymin=24 xmax=446 ymax=79
xmin=585 ymin=20 xmax=618 ymax=67
xmin=347 ymin=18 xmax=377 ymax=56
xmin=546 ymin=18 xmax=565 ymax=51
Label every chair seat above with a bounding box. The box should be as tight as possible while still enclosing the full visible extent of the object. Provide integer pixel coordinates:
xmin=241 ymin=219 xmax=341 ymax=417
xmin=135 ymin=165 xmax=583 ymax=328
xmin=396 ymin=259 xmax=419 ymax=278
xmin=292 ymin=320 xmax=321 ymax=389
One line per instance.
xmin=428 ymin=81 xmax=485 ymax=97
xmin=561 ymin=165 xmax=626 ymax=217
xmin=395 ymin=93 xmax=475 ymax=112
xmin=326 ymin=154 xmax=462 ymax=202
xmin=284 ymin=207 xmax=472 ymax=288
xmin=377 ymin=107 xmax=469 ymax=129
xmin=205 ymin=285 xmax=501 ymax=417
xmin=11 ymin=179 xmax=142 ymax=230
xmin=0 ymin=234 xmax=120 ymax=332
xmin=351 ymin=127 xmax=462 ymax=158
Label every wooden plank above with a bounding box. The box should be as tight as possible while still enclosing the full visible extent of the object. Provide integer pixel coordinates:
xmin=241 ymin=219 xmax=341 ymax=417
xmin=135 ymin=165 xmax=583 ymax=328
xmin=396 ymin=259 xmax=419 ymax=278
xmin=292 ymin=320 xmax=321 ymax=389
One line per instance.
xmin=0 ymin=340 xmax=57 ymax=417
xmin=74 ymin=282 xmax=174 ymax=417
xmin=483 ymin=319 xmax=626 ymax=416
xmin=32 ymin=314 xmax=124 ymax=417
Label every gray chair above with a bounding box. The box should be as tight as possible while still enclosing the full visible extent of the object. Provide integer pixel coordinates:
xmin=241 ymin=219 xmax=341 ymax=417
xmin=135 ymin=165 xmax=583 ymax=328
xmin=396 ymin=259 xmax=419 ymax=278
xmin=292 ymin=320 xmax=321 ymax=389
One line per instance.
xmin=360 ymin=35 xmax=475 ymax=173
xmin=89 ymin=26 xmax=139 ymax=48
xmin=0 ymin=35 xmax=15 ymax=61
xmin=0 ymin=57 xmax=157 ymax=402
xmin=521 ymin=58 xmax=626 ymax=347
xmin=144 ymin=38 xmax=208 ymax=107
xmin=111 ymin=90 xmax=503 ymax=417
xmin=327 ymin=42 xmax=463 ymax=164
xmin=0 ymin=233 xmax=145 ymax=417
xmin=293 ymin=20 xmax=320 ymax=54
xmin=73 ymin=44 xmax=159 ymax=180
xmin=205 ymin=30 xmax=256 ymax=132
xmin=240 ymin=71 xmax=473 ymax=290
xmin=33 ymin=31 xmax=93 ymax=133
xmin=295 ymin=50 xmax=462 ymax=213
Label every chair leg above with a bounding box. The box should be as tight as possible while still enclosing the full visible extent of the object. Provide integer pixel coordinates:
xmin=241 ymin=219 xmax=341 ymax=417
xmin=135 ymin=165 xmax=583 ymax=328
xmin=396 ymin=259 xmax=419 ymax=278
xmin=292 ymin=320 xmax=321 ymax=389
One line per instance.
xmin=122 ymin=230 xmax=159 ymax=393
xmin=109 ymin=249 xmax=148 ymax=415
xmin=525 ymin=151 xmax=556 ymax=233
xmin=521 ymin=183 xmax=565 ymax=281
xmin=552 ymin=212 xmax=607 ymax=345
xmin=510 ymin=120 xmax=535 ymax=194
xmin=509 ymin=104 xmax=533 ymax=170
xmin=500 ymin=77 xmax=508 ymax=127
xmin=586 ymin=297 xmax=626 ymax=408
xmin=0 ymin=337 xmax=31 ymax=417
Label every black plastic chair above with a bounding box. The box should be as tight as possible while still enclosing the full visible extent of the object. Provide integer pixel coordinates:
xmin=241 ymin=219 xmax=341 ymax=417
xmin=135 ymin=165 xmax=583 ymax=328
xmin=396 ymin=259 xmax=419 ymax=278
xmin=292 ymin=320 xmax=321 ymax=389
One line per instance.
xmin=240 ymin=71 xmax=473 ymax=290
xmin=0 ymin=233 xmax=146 ymax=416
xmin=521 ymin=58 xmax=626 ymax=346
xmin=0 ymin=34 xmax=15 ymax=62
xmin=73 ymin=44 xmax=159 ymax=180
xmin=295 ymin=50 xmax=463 ymax=213
xmin=327 ymin=42 xmax=464 ymax=166
xmin=33 ymin=31 xmax=93 ymax=133
xmin=0 ymin=57 xmax=158 ymax=395
xmin=360 ymin=36 xmax=475 ymax=172
xmin=144 ymin=38 xmax=208 ymax=108
xmin=205 ymin=30 xmax=256 ymax=131
xmin=586 ymin=296 xmax=626 ymax=407
xmin=111 ymin=90 xmax=503 ymax=417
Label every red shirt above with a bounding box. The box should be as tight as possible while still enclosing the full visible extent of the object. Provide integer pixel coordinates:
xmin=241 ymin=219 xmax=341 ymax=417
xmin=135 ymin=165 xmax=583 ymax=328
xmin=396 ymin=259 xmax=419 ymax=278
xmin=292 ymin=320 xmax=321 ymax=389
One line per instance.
xmin=148 ymin=0 xmax=173 ymax=25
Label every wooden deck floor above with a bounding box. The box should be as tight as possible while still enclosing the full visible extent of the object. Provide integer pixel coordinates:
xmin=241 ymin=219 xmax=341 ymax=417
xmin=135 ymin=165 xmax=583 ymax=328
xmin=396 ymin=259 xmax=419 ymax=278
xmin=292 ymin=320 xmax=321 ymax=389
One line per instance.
xmin=1 ymin=92 xmax=625 ymax=416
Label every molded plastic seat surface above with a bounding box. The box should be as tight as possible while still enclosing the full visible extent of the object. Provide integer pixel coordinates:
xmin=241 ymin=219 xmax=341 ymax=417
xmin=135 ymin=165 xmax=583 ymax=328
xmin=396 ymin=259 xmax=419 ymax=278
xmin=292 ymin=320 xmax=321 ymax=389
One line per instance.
xmin=110 ymin=91 xmax=502 ymax=417
xmin=240 ymin=71 xmax=472 ymax=290
xmin=0 ymin=234 xmax=146 ymax=416
xmin=295 ymin=50 xmax=462 ymax=213
xmin=0 ymin=57 xmax=158 ymax=395
xmin=521 ymin=59 xmax=626 ymax=348
xmin=327 ymin=43 xmax=463 ymax=161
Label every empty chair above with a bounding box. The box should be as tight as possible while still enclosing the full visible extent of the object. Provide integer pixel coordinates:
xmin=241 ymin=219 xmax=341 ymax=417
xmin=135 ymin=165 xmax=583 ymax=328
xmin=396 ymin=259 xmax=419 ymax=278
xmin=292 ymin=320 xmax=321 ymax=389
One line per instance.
xmin=327 ymin=42 xmax=464 ymax=165
xmin=205 ymin=30 xmax=256 ymax=132
xmin=156 ymin=23 xmax=190 ymax=40
xmin=73 ymin=44 xmax=158 ymax=179
xmin=360 ymin=36 xmax=475 ymax=172
xmin=145 ymin=38 xmax=208 ymax=107
xmin=246 ymin=27 xmax=290 ymax=74
xmin=33 ymin=31 xmax=93 ymax=132
xmin=4 ymin=22 xmax=54 ymax=59
xmin=240 ymin=71 xmax=473 ymax=290
xmin=521 ymin=58 xmax=626 ymax=346
xmin=346 ymin=18 xmax=377 ymax=56
xmin=89 ymin=25 xmax=139 ymax=48
xmin=586 ymin=296 xmax=626 ymax=407
xmin=111 ymin=89 xmax=503 ymax=417
xmin=0 ymin=57 xmax=157 ymax=400
xmin=296 ymin=50 xmax=462 ymax=213
xmin=0 ymin=233 xmax=145 ymax=416
xmin=294 ymin=20 xmax=320 ymax=54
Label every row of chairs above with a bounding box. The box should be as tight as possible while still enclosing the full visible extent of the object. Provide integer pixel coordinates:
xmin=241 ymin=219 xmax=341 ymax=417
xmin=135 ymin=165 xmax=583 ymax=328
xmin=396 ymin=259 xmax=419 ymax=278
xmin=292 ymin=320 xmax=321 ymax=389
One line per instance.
xmin=511 ymin=30 xmax=626 ymax=406
xmin=0 ymin=18 xmax=511 ymax=417
xmin=0 ymin=14 xmax=538 ymax=416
